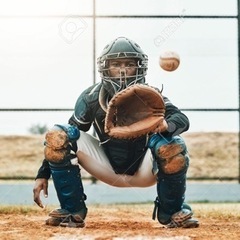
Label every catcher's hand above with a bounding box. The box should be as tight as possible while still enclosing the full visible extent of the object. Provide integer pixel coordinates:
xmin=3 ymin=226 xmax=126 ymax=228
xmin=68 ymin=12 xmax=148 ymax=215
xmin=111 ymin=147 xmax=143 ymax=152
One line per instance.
xmin=104 ymin=84 xmax=167 ymax=139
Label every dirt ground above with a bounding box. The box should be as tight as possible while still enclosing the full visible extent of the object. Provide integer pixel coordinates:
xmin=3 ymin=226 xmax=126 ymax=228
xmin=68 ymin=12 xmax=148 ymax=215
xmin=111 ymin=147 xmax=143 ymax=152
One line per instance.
xmin=1 ymin=204 xmax=240 ymax=240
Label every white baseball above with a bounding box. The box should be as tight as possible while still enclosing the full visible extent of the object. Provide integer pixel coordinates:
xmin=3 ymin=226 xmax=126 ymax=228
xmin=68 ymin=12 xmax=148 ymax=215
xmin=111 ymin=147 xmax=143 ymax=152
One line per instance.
xmin=159 ymin=51 xmax=180 ymax=72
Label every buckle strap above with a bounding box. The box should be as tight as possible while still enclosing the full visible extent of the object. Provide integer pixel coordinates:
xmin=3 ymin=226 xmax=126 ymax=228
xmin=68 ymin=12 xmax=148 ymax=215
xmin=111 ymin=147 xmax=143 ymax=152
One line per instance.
xmin=152 ymin=197 xmax=160 ymax=220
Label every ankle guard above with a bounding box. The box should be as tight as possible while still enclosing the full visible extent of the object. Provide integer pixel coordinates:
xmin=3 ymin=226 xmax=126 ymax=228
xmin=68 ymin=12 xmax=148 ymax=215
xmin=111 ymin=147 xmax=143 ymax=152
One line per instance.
xmin=152 ymin=197 xmax=193 ymax=225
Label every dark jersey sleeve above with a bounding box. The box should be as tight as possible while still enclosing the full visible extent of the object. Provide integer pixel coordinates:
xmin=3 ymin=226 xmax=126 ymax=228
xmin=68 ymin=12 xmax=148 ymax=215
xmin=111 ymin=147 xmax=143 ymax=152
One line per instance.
xmin=35 ymin=159 xmax=51 ymax=179
xmin=161 ymin=96 xmax=190 ymax=137
xmin=68 ymin=89 xmax=93 ymax=131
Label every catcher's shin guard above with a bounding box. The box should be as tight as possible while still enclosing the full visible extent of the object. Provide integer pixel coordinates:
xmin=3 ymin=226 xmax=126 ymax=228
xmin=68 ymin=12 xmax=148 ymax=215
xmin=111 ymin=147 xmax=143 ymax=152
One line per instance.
xmin=152 ymin=170 xmax=188 ymax=225
xmin=49 ymin=161 xmax=87 ymax=220
xmin=148 ymin=134 xmax=191 ymax=225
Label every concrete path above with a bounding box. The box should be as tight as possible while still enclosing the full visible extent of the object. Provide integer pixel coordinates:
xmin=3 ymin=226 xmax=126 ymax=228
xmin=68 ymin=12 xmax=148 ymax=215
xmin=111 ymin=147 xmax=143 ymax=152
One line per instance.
xmin=0 ymin=181 xmax=239 ymax=206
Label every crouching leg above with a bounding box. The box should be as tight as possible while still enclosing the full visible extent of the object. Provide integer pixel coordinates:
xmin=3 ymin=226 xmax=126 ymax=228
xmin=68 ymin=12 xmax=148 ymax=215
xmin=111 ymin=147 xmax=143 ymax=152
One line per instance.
xmin=148 ymin=134 xmax=199 ymax=228
xmin=44 ymin=124 xmax=87 ymax=228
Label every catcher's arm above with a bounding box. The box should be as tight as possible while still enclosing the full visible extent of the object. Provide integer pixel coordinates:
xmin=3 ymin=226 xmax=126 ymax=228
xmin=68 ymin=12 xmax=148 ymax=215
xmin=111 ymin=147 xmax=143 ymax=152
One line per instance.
xmin=153 ymin=118 xmax=168 ymax=133
xmin=162 ymin=98 xmax=190 ymax=137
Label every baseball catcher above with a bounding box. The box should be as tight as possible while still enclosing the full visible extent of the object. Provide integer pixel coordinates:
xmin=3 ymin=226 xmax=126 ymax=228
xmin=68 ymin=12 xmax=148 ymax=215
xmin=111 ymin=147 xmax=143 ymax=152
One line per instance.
xmin=33 ymin=37 xmax=199 ymax=228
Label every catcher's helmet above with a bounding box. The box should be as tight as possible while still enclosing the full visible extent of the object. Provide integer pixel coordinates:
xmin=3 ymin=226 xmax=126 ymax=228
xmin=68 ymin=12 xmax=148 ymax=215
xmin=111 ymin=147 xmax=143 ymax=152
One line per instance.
xmin=97 ymin=37 xmax=148 ymax=96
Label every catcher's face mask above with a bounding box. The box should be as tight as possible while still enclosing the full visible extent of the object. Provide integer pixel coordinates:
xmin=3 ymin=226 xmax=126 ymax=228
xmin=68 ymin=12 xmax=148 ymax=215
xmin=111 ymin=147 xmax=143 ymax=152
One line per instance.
xmin=97 ymin=37 xmax=148 ymax=95
xmin=104 ymin=58 xmax=140 ymax=92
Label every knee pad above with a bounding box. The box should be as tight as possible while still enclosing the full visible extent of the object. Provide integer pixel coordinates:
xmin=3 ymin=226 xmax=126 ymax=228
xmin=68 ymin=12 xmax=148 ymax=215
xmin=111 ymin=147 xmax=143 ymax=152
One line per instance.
xmin=44 ymin=124 xmax=80 ymax=163
xmin=148 ymin=134 xmax=188 ymax=174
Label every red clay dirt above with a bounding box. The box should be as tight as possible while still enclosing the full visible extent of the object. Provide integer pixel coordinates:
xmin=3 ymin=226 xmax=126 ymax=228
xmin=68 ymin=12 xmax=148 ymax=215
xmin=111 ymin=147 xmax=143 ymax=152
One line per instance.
xmin=0 ymin=204 xmax=239 ymax=240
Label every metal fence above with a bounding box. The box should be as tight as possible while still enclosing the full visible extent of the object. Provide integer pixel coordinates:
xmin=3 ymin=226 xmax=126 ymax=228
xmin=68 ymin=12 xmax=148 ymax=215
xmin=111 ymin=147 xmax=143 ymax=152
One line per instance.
xmin=1 ymin=0 xmax=239 ymax=182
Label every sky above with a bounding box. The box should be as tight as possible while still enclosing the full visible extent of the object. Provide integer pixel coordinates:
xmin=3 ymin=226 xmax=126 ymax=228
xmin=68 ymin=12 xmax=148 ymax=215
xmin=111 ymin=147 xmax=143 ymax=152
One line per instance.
xmin=0 ymin=0 xmax=239 ymax=134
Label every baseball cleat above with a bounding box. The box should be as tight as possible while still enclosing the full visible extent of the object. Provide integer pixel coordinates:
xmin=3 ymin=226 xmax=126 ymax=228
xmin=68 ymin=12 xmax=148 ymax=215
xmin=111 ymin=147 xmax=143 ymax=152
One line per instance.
xmin=46 ymin=208 xmax=87 ymax=228
xmin=167 ymin=209 xmax=199 ymax=228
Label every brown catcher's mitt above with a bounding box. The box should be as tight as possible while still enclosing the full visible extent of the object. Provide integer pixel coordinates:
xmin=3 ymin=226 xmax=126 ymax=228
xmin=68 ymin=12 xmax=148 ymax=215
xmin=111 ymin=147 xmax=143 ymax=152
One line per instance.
xmin=104 ymin=84 xmax=166 ymax=139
